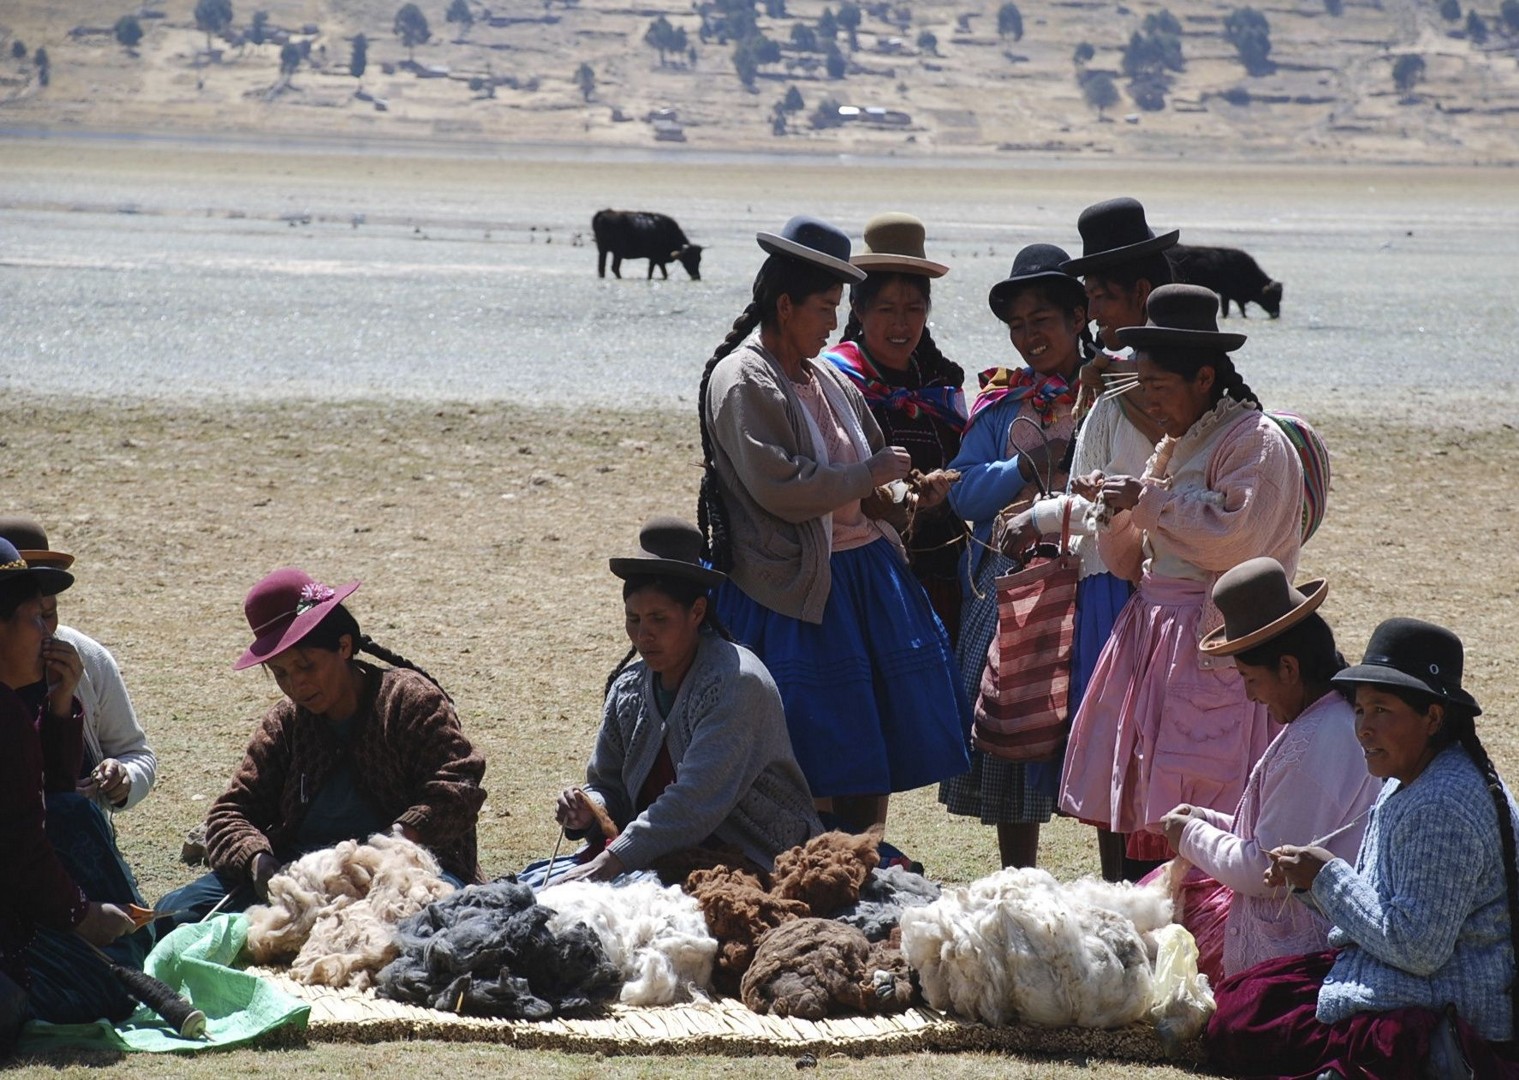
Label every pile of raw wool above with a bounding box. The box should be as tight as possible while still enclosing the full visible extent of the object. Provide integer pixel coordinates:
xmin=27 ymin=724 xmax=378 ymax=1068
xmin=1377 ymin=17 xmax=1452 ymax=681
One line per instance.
xmin=899 ymin=867 xmax=1213 ymax=1039
xmin=375 ymin=878 xmax=621 ymax=1018
xmin=740 ymin=917 xmax=914 ymax=1020
xmin=537 ymin=877 xmax=717 ymax=1006
xmin=834 ymin=864 xmax=942 ymax=942
xmin=243 ymin=830 xmax=456 ymax=990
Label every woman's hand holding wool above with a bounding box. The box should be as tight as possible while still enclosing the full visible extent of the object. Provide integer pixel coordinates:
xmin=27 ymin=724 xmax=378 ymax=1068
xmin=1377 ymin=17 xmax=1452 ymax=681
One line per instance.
xmin=1264 ymin=844 xmax=1333 ymax=890
xmin=77 ymin=901 xmax=136 ymax=946
xmin=250 ymin=852 xmax=281 ymax=900
xmin=555 ymin=848 xmax=625 ymax=884
xmin=555 ymin=787 xmax=595 ymax=832
xmin=41 ymin=635 xmax=83 ymax=718
xmin=1160 ymin=804 xmax=1198 ymax=849
xmin=1098 ymin=474 xmax=1145 ymax=512
xmin=867 ymin=446 xmax=912 ymax=486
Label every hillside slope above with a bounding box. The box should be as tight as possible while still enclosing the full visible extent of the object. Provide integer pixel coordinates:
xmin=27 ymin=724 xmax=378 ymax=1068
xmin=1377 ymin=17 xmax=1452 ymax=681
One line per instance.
xmin=3 ymin=0 xmax=1518 ymax=160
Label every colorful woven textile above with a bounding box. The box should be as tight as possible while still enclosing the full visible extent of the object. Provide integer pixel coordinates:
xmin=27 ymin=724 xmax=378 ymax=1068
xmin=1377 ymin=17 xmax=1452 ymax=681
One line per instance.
xmin=1267 ymin=411 xmax=1330 ymax=543
xmin=966 ymin=367 xmax=1076 ymax=430
xmin=822 ymin=341 xmax=967 ymax=432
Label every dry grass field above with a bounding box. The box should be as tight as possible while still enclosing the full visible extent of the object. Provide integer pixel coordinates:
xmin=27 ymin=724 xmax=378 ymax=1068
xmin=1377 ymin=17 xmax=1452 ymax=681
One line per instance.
xmin=1 ymin=394 xmax=1516 ymax=1077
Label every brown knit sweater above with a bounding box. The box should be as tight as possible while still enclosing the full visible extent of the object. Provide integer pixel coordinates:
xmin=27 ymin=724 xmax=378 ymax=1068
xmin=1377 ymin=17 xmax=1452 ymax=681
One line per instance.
xmin=205 ymin=664 xmax=487 ymax=884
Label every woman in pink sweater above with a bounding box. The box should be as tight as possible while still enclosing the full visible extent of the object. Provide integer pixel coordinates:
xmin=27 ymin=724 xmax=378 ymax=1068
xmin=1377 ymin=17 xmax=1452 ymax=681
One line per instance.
xmin=1058 ymin=285 xmax=1304 ymax=874
xmin=1157 ymin=557 xmax=1380 ymax=984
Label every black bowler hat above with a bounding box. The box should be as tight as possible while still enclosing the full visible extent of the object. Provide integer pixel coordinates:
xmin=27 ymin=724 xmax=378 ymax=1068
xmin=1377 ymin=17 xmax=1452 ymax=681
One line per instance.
xmin=756 ymin=215 xmax=867 ymax=284
xmin=609 ymin=517 xmax=726 ymax=590
xmin=1117 ymin=284 xmax=1247 ymax=353
xmin=1060 ymin=197 xmax=1180 ymax=276
xmin=1332 ymin=617 xmax=1482 ymax=716
xmin=987 ymin=243 xmax=1086 ymax=320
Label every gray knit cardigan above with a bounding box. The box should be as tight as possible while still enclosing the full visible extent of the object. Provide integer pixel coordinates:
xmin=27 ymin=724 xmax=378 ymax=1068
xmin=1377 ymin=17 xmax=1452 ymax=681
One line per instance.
xmin=704 ymin=339 xmax=888 ymax=624
xmin=1312 ymin=744 xmax=1518 ymax=1042
xmin=584 ymin=631 xmax=822 ymax=871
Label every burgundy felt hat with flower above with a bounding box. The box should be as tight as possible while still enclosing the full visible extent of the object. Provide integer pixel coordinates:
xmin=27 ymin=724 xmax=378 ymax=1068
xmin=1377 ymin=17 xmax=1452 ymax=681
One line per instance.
xmin=233 ymin=567 xmax=360 ymax=671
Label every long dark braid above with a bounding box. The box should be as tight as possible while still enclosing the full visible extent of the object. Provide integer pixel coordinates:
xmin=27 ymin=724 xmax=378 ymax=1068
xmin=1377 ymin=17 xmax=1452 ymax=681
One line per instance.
xmin=1455 ymin=721 xmax=1519 ymax=1003
xmin=602 ymin=574 xmax=736 ymax=699
xmin=697 ymin=253 xmax=847 ymax=571
xmin=1211 ymin=354 xmax=1263 ymax=409
xmin=697 ymin=300 xmax=761 ymax=572
xmin=303 ymin=604 xmax=453 ymax=701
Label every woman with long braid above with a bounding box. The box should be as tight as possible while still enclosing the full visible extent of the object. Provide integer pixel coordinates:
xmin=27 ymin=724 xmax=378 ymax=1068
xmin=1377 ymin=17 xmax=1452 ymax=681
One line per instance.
xmin=698 ymin=215 xmax=969 ymax=834
xmin=821 ymin=213 xmax=966 ymax=640
xmin=1058 ymin=284 xmax=1303 ymax=876
xmin=155 ymin=568 xmax=486 ymax=931
xmin=552 ymin=519 xmax=820 ymax=883
xmin=1208 ymin=618 xmax=1519 ymax=1079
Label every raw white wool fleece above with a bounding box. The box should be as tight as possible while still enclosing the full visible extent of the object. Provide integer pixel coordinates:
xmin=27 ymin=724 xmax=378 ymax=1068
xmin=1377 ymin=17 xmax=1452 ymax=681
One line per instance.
xmin=899 ymin=867 xmax=1173 ymax=1029
xmin=245 ymin=830 xmax=455 ymax=990
xmin=538 ymin=879 xmax=717 ymax=1005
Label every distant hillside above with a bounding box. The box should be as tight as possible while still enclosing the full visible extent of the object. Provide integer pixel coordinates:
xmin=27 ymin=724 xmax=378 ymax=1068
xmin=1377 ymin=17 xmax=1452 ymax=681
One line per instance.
xmin=3 ymin=0 xmax=1518 ymax=160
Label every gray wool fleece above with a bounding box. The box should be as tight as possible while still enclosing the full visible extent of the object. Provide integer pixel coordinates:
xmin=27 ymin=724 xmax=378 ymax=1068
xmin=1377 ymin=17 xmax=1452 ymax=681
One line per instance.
xmin=584 ymin=630 xmax=822 ymax=871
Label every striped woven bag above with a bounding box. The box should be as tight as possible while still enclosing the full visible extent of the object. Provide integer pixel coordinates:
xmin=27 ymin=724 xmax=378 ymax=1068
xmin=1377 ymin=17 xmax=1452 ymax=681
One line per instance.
xmin=1268 ymin=410 xmax=1331 ymax=543
xmin=971 ymin=501 xmax=1079 ymax=763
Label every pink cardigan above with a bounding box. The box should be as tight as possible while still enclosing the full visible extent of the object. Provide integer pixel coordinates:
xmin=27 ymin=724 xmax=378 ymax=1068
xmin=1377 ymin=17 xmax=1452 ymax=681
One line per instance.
xmin=1179 ymin=692 xmax=1381 ymax=977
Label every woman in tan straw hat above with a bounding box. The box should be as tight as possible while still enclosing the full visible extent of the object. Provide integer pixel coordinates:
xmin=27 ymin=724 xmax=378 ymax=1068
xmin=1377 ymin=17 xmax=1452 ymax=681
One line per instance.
xmin=1151 ymin=557 xmax=1378 ymax=985
xmin=1057 ymin=284 xmax=1305 ymax=877
xmin=822 ymin=213 xmax=966 ymax=638
xmin=547 ymin=518 xmax=821 ymax=884
xmin=696 ymin=215 xmax=969 ymax=834
xmin=153 ymin=568 xmax=485 ymax=932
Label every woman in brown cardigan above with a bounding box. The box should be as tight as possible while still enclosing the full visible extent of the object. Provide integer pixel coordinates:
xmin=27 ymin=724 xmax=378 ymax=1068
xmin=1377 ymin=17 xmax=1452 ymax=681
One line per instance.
xmin=155 ymin=568 xmax=485 ymax=932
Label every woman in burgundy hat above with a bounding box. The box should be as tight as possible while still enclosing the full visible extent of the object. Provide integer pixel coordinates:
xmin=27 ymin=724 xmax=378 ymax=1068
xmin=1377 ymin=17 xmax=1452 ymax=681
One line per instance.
xmin=154 ymin=568 xmax=486 ymax=931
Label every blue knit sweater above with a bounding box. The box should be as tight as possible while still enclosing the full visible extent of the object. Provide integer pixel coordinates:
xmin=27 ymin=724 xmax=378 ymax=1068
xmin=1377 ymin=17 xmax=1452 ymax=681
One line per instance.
xmin=1312 ymin=744 xmax=1518 ymax=1041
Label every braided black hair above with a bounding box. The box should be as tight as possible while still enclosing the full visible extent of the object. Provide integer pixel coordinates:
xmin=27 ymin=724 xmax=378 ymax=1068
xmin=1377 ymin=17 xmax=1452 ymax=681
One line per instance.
xmin=1141 ymin=346 xmax=1263 ymax=410
xmin=697 ymin=253 xmax=846 ymax=572
xmin=1384 ymin=686 xmax=1519 ymax=994
xmin=602 ymin=574 xmax=735 ymax=699
xmin=303 ymin=603 xmax=453 ymax=702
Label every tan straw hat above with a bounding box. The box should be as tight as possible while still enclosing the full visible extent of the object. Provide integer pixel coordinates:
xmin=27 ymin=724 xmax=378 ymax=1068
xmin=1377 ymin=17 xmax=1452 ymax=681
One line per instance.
xmin=1199 ymin=557 xmax=1327 ymax=657
xmin=850 ymin=212 xmax=948 ymax=278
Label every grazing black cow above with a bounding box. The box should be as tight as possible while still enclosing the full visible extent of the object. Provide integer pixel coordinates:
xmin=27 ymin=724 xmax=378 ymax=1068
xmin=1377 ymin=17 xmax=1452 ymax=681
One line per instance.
xmin=591 ymin=209 xmax=703 ymax=280
xmin=1168 ymin=244 xmax=1283 ymax=318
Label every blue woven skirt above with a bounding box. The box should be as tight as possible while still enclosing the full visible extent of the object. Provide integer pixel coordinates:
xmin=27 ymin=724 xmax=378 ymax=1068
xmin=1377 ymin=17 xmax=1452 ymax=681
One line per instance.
xmin=717 ymin=538 xmax=970 ymax=799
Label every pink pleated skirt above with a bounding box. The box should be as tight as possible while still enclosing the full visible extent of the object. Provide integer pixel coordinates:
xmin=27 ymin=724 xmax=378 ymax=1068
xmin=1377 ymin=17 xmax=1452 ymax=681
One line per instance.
xmin=1058 ymin=573 xmax=1278 ymax=839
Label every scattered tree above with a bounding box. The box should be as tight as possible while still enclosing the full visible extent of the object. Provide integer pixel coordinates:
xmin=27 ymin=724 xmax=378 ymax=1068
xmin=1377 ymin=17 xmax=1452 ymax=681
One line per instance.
xmin=350 ymin=32 xmax=368 ymax=85
xmin=996 ymin=2 xmax=1023 ymax=41
xmin=1145 ymin=9 xmax=1181 ymax=35
xmin=763 ymin=0 xmax=787 ymax=16
xmin=1323 ymin=0 xmax=1343 ymax=15
xmin=279 ymin=41 xmax=300 ymax=78
xmin=819 ymin=8 xmax=839 ymax=39
xmin=810 ymin=95 xmax=843 ymax=125
xmin=194 ymin=0 xmax=234 ymax=50
xmin=1391 ymin=52 xmax=1424 ymax=94
xmin=825 ymin=40 xmax=846 ymax=76
xmin=34 ymin=46 xmax=50 ymax=85
xmin=772 ymin=102 xmax=788 ymax=134
xmin=1080 ymin=70 xmax=1119 ymax=117
xmin=10 ymin=40 xmax=27 ymax=60
xmin=837 ymin=1 xmax=861 ymax=48
xmin=791 ymin=22 xmax=818 ymax=50
xmin=114 ymin=15 xmax=144 ymax=50
xmin=916 ymin=28 xmax=937 ymax=53
xmin=393 ymin=3 xmax=431 ymax=59
xmin=1466 ymin=10 xmax=1489 ymax=42
xmin=783 ymin=84 xmax=805 ymax=110
xmin=250 ymin=9 xmax=269 ymax=45
xmin=1073 ymin=40 xmax=1095 ymax=64
xmin=574 ymin=60 xmax=595 ymax=99
xmin=646 ymin=16 xmax=676 ymax=63
xmin=1502 ymin=0 xmax=1519 ymax=33
xmin=447 ymin=0 xmax=474 ymax=38
xmin=1224 ymin=7 xmax=1273 ymax=76
xmin=1439 ymin=0 xmax=1461 ymax=20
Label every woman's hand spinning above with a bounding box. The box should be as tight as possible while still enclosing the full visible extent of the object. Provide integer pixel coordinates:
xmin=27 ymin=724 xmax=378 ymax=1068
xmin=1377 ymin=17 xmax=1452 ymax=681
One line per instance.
xmin=867 ymin=446 xmax=912 ymax=486
xmin=1265 ymin=845 xmax=1333 ymax=891
xmin=1098 ymin=474 xmax=1145 ymax=512
xmin=555 ymin=787 xmax=596 ymax=832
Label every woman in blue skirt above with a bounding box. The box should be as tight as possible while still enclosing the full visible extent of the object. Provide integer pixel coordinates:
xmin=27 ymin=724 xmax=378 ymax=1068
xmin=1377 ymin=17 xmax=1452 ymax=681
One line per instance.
xmin=697 ymin=215 xmax=969 ymax=833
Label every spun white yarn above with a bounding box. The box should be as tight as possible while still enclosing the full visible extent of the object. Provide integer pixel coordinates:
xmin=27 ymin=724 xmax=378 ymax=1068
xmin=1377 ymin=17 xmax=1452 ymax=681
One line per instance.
xmin=899 ymin=868 xmax=1180 ymax=1029
xmin=244 ymin=829 xmax=456 ymax=990
xmin=538 ymin=879 xmax=717 ymax=1006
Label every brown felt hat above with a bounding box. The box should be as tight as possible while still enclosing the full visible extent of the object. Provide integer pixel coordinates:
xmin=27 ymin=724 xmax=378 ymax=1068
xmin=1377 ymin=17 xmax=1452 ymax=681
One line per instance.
xmin=0 ymin=514 xmax=75 ymax=570
xmin=850 ymin=213 xmax=948 ymax=278
xmin=1117 ymin=283 xmax=1247 ymax=353
xmin=609 ymin=517 xmax=725 ymax=590
xmin=1199 ymin=557 xmax=1327 ymax=657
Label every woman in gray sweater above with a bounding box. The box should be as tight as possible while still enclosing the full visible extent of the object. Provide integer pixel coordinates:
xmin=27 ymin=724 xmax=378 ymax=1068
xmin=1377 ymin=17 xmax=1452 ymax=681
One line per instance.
xmin=694 ymin=216 xmax=969 ymax=834
xmin=1206 ymin=618 xmax=1519 ymax=1079
xmin=555 ymin=519 xmax=822 ymax=880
